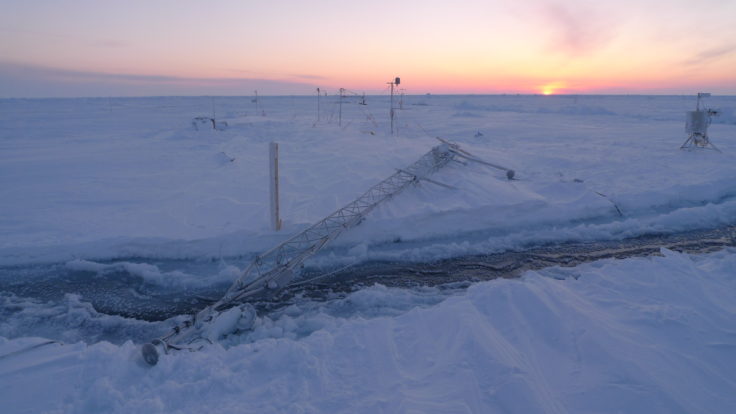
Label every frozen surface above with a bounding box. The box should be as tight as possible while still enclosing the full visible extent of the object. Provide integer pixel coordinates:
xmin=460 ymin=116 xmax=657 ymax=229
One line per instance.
xmin=1 ymin=249 xmax=735 ymax=413
xmin=2 ymin=95 xmax=736 ymax=412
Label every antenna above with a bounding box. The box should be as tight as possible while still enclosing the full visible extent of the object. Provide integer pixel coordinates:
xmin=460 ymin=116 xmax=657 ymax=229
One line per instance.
xmin=696 ymin=92 xmax=710 ymax=111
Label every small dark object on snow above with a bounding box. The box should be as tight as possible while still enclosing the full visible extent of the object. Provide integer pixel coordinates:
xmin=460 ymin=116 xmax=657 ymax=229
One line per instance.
xmin=142 ymin=342 xmax=159 ymax=366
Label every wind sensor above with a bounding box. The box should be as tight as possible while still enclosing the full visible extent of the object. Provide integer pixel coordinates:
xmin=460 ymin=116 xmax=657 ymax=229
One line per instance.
xmin=681 ymin=92 xmax=721 ymax=152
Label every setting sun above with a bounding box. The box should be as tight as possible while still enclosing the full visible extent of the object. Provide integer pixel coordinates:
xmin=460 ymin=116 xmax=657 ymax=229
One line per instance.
xmin=540 ymin=82 xmax=567 ymax=95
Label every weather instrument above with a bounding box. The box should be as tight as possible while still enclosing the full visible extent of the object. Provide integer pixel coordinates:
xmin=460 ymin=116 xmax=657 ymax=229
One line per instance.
xmin=681 ymin=92 xmax=721 ymax=152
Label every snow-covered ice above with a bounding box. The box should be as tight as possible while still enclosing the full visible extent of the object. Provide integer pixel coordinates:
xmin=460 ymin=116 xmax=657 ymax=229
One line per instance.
xmin=1 ymin=94 xmax=736 ymax=413
xmin=2 ymin=248 xmax=735 ymax=413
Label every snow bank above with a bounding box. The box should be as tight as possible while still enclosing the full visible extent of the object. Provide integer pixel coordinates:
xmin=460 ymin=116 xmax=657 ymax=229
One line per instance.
xmin=0 ymin=293 xmax=170 ymax=345
xmin=64 ymin=258 xmax=239 ymax=289
xmin=2 ymin=249 xmax=735 ymax=413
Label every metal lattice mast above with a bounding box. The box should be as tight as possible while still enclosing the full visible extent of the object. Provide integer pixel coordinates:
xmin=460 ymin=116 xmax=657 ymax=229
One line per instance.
xmin=216 ymin=143 xmax=456 ymax=306
xmin=146 ymin=144 xmax=459 ymax=356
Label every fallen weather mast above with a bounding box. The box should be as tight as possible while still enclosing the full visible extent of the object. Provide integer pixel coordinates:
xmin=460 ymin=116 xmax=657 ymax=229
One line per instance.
xmin=142 ymin=139 xmax=515 ymax=365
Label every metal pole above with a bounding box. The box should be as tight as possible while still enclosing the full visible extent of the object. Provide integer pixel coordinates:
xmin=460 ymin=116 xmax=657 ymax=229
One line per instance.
xmin=339 ymin=88 xmax=344 ymax=126
xmin=390 ymin=83 xmax=394 ymax=135
xmin=269 ymin=142 xmax=282 ymax=231
xmin=317 ymin=88 xmax=321 ymax=122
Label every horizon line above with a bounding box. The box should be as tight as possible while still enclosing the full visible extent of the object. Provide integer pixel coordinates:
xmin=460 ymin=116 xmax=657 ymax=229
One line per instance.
xmin=4 ymin=92 xmax=736 ymax=100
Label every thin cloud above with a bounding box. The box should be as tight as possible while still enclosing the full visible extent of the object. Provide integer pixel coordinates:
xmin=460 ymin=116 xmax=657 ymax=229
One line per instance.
xmin=0 ymin=61 xmax=319 ymax=97
xmin=290 ymin=74 xmax=327 ymax=81
xmin=682 ymin=44 xmax=736 ymax=66
xmin=92 ymin=40 xmax=127 ymax=48
xmin=536 ymin=1 xmax=618 ymax=56
xmin=227 ymin=68 xmax=326 ymax=82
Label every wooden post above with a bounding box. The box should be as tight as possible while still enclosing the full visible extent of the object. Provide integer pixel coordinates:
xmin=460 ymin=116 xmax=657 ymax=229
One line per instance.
xmin=269 ymin=142 xmax=282 ymax=231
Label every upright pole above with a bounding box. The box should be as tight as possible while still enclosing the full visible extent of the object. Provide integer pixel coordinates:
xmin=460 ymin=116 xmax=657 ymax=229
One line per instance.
xmin=339 ymin=88 xmax=345 ymax=126
xmin=210 ymin=96 xmax=218 ymax=130
xmin=317 ymin=88 xmax=321 ymax=122
xmin=269 ymin=142 xmax=282 ymax=231
xmin=390 ymin=83 xmax=395 ymax=135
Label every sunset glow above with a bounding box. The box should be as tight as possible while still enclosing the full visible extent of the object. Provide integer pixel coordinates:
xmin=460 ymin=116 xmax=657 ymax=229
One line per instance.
xmin=540 ymin=82 xmax=566 ymax=95
xmin=1 ymin=0 xmax=735 ymax=97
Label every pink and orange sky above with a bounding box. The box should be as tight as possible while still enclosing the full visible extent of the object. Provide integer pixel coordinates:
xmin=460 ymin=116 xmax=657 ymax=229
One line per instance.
xmin=1 ymin=0 xmax=735 ymax=97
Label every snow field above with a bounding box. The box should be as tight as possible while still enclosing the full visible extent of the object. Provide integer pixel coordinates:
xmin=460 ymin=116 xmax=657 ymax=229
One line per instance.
xmin=2 ymin=95 xmax=736 ymax=412
xmin=2 ymin=95 xmax=736 ymax=291
xmin=1 ymin=248 xmax=735 ymax=413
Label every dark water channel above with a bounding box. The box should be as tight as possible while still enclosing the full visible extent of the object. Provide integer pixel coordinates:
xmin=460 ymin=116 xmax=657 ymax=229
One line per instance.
xmin=1 ymin=226 xmax=734 ymax=322
xmin=288 ymin=225 xmax=736 ymax=300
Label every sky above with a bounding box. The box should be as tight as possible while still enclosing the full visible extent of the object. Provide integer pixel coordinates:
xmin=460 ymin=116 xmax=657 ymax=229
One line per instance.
xmin=1 ymin=0 xmax=735 ymax=97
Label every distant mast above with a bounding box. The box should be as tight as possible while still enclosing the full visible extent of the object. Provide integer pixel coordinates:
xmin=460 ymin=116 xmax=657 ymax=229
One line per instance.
xmin=387 ymin=77 xmax=400 ymax=135
xmin=316 ymin=88 xmax=321 ymax=122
